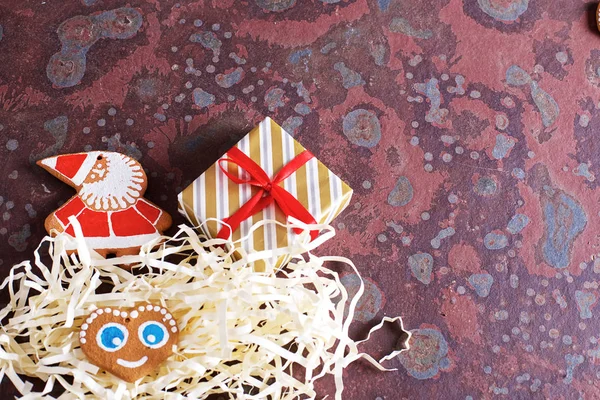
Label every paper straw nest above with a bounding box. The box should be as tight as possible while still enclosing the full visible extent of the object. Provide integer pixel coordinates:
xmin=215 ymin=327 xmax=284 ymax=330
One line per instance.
xmin=0 ymin=219 xmax=409 ymax=399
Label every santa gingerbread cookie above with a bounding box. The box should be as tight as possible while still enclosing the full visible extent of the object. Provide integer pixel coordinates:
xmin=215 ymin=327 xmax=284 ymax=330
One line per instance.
xmin=38 ymin=151 xmax=172 ymax=260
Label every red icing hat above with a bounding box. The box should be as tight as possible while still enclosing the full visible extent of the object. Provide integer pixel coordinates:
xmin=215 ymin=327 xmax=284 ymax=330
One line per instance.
xmin=38 ymin=153 xmax=96 ymax=186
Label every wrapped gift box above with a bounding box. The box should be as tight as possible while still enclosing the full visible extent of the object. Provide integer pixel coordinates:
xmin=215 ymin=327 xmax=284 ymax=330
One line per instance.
xmin=178 ymin=117 xmax=353 ymax=269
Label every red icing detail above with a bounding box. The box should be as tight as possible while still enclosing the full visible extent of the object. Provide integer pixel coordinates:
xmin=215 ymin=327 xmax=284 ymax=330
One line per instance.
xmin=135 ymin=199 xmax=161 ymax=224
xmin=65 ymin=225 xmax=75 ymax=236
xmin=77 ymin=208 xmax=110 ymax=237
xmin=111 ymin=206 xmax=157 ymax=236
xmin=54 ymin=197 xmax=86 ymax=227
xmin=53 ymin=198 xmax=158 ymax=243
xmin=55 ymin=153 xmax=88 ymax=180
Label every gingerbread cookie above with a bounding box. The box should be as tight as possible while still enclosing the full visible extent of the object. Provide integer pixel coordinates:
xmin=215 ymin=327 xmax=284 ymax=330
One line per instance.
xmin=80 ymin=303 xmax=179 ymax=382
xmin=38 ymin=151 xmax=172 ymax=261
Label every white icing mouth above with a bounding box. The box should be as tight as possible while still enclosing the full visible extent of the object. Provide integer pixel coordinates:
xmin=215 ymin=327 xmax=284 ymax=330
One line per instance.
xmin=116 ymin=356 xmax=148 ymax=368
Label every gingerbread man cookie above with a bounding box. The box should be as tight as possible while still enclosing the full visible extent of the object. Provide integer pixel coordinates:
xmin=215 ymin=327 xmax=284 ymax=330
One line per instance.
xmin=38 ymin=151 xmax=172 ymax=261
xmin=80 ymin=303 xmax=179 ymax=382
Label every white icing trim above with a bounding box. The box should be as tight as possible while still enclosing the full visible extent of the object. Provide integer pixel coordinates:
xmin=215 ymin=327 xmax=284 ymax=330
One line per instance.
xmin=107 ymin=211 xmax=115 ymax=236
xmin=79 ymin=152 xmax=145 ymax=210
xmin=117 ymin=356 xmax=148 ymax=369
xmin=80 ymin=303 xmax=174 ymax=348
xmin=133 ymin=202 xmax=161 ymax=225
xmin=56 ymin=203 xmax=87 ymax=230
xmin=40 ymin=157 xmax=57 ymax=170
xmin=71 ymin=154 xmax=96 ymax=186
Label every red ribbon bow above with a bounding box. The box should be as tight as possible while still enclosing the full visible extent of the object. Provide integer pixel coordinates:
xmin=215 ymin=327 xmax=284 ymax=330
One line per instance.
xmin=216 ymin=146 xmax=319 ymax=241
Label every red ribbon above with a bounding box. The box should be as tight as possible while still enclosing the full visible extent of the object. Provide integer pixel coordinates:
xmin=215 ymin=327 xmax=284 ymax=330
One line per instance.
xmin=216 ymin=146 xmax=319 ymax=241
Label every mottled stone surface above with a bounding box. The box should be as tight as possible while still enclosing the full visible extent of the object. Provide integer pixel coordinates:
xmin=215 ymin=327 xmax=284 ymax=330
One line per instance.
xmin=1 ymin=0 xmax=600 ymax=398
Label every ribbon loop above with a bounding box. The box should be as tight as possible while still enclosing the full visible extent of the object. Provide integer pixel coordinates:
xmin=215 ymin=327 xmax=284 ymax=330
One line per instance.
xmin=217 ymin=146 xmax=319 ymax=242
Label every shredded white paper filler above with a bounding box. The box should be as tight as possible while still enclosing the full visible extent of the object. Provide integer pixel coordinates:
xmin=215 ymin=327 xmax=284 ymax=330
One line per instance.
xmin=0 ymin=218 xmax=409 ymax=399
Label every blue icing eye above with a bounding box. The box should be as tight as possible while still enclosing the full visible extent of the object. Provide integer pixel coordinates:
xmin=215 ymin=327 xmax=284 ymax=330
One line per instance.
xmin=96 ymin=323 xmax=128 ymax=352
xmin=138 ymin=321 xmax=169 ymax=349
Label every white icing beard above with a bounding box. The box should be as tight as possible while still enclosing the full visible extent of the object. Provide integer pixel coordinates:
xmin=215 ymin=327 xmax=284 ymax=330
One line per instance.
xmin=79 ymin=153 xmax=146 ymax=211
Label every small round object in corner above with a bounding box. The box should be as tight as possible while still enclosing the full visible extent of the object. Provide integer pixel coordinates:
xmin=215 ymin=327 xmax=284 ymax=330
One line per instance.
xmin=597 ymin=2 xmax=600 ymax=32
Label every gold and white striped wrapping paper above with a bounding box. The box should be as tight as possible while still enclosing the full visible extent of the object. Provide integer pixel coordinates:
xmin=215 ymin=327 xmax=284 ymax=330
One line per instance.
xmin=177 ymin=117 xmax=353 ymax=268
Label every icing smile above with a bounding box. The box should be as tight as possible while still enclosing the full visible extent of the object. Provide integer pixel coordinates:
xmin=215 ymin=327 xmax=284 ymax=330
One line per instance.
xmin=116 ymin=356 xmax=148 ymax=369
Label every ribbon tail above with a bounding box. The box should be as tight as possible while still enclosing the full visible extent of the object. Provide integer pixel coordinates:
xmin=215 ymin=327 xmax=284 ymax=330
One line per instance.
xmin=217 ymin=190 xmax=270 ymax=240
xmin=271 ymin=186 xmax=319 ymax=241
